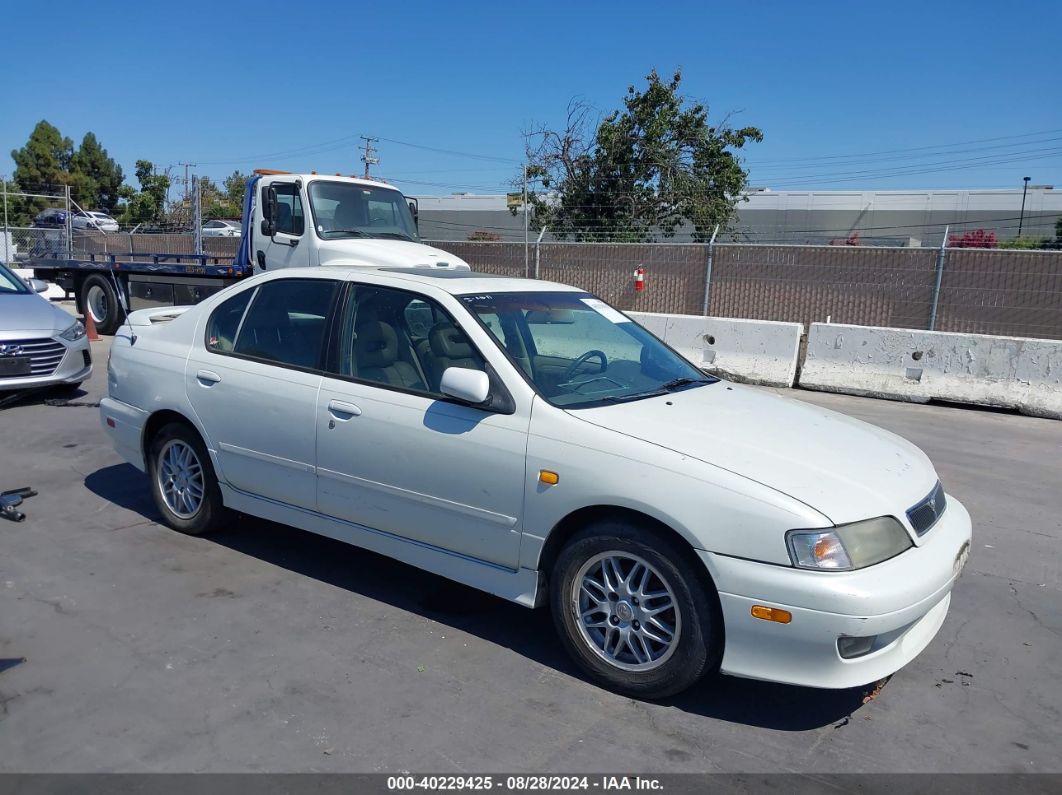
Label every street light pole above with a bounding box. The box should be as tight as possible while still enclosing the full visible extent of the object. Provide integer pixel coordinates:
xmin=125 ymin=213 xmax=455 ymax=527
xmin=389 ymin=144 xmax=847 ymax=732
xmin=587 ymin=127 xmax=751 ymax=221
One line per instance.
xmin=1018 ymin=176 xmax=1031 ymax=237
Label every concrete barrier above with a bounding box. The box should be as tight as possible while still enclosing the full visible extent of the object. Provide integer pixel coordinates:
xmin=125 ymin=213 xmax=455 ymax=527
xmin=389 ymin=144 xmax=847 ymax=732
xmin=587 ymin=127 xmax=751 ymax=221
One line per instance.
xmin=800 ymin=323 xmax=1062 ymax=419
xmin=630 ymin=312 xmax=804 ymax=387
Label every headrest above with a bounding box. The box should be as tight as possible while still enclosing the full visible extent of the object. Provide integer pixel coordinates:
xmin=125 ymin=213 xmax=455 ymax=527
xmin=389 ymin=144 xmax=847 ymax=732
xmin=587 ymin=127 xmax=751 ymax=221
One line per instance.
xmin=332 ymin=200 xmax=364 ymax=230
xmin=429 ymin=322 xmax=473 ymax=359
xmin=355 ymin=320 xmax=398 ymax=368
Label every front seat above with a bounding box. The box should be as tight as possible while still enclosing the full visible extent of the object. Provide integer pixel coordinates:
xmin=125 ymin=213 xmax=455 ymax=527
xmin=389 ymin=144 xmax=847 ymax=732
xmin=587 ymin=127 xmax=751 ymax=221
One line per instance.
xmin=332 ymin=198 xmax=365 ymax=232
xmin=354 ymin=320 xmax=426 ymax=391
xmin=424 ymin=321 xmax=481 ymax=389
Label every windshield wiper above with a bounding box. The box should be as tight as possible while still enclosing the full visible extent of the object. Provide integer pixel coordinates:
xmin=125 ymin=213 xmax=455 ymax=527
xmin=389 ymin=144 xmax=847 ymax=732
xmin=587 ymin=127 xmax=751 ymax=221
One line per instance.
xmin=659 ymin=377 xmax=710 ymax=391
xmin=599 ymin=389 xmax=668 ymax=403
xmin=322 ymin=229 xmax=369 ymax=237
xmin=369 ymin=231 xmax=415 ymax=241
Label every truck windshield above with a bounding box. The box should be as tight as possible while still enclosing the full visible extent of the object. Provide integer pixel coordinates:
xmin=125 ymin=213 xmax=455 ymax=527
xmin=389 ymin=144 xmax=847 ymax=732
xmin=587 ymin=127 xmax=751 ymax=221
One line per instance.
xmin=460 ymin=291 xmax=715 ymax=408
xmin=308 ymin=181 xmax=419 ymax=242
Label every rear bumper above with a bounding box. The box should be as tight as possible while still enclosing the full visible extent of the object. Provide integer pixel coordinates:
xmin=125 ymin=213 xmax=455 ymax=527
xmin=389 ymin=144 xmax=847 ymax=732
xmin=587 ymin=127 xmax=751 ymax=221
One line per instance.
xmin=99 ymin=396 xmax=149 ymax=471
xmin=698 ymin=495 xmax=972 ymax=689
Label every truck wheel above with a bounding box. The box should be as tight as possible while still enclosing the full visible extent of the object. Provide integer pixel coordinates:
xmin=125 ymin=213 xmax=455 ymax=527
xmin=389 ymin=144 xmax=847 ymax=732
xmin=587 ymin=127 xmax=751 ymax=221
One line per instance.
xmin=148 ymin=422 xmax=231 ymax=536
xmin=550 ymin=520 xmax=722 ymax=699
xmin=81 ymin=274 xmax=125 ymax=335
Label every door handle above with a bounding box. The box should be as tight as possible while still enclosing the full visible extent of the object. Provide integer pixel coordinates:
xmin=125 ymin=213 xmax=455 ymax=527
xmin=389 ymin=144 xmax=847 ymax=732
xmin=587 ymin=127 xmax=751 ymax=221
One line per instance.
xmin=327 ymin=399 xmax=362 ymax=419
xmin=196 ymin=370 xmax=221 ymax=386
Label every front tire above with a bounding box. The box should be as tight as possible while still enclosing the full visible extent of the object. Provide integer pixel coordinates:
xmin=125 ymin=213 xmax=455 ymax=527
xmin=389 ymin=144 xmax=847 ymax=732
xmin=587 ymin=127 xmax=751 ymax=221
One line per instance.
xmin=550 ymin=520 xmax=722 ymax=699
xmin=148 ymin=422 xmax=230 ymax=535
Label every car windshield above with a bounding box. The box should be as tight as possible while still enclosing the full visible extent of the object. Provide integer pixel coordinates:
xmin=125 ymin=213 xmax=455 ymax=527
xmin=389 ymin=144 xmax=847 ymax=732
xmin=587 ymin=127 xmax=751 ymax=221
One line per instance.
xmin=460 ymin=291 xmax=715 ymax=408
xmin=308 ymin=181 xmax=418 ymax=242
xmin=0 ymin=263 xmax=31 ymax=295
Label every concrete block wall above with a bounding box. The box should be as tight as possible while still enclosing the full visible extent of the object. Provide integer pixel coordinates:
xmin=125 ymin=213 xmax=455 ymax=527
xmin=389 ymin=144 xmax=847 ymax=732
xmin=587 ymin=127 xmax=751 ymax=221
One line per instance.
xmin=630 ymin=312 xmax=803 ymax=387
xmin=800 ymin=323 xmax=1062 ymax=420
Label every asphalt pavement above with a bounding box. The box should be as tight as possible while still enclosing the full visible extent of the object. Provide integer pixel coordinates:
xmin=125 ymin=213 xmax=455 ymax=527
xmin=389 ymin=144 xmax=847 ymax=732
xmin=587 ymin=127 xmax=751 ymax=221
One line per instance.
xmin=1 ymin=334 xmax=1060 ymax=773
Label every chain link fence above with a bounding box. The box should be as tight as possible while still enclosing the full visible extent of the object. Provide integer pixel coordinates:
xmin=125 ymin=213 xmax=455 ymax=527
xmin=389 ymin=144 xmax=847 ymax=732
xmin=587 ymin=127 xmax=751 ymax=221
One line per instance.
xmin=428 ymin=240 xmax=1062 ymax=341
xmin=5 ymin=210 xmax=1061 ymax=340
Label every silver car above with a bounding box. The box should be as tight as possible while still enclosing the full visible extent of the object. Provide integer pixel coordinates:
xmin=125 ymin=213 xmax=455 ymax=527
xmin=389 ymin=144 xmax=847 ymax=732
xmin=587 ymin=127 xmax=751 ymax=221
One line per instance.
xmin=201 ymin=219 xmax=242 ymax=237
xmin=0 ymin=264 xmax=92 ymax=393
xmin=72 ymin=211 xmax=120 ymax=233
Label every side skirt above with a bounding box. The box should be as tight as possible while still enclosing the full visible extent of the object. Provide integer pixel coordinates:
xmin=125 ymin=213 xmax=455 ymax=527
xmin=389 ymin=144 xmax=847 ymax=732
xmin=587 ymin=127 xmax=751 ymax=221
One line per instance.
xmin=219 ymin=484 xmax=541 ymax=608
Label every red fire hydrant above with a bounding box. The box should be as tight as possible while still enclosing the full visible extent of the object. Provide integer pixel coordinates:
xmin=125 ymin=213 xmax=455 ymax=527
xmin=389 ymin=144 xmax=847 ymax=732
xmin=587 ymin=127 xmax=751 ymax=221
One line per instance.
xmin=634 ymin=266 xmax=646 ymax=292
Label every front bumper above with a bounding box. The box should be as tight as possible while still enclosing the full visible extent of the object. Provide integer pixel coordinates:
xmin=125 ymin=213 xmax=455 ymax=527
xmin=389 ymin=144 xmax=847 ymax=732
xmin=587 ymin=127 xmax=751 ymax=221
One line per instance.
xmin=698 ymin=495 xmax=972 ymax=689
xmin=0 ymin=335 xmax=92 ymax=391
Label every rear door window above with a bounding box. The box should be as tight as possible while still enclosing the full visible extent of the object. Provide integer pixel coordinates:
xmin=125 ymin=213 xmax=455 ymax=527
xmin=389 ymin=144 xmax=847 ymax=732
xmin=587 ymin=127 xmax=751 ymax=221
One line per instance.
xmin=229 ymin=279 xmax=338 ymax=369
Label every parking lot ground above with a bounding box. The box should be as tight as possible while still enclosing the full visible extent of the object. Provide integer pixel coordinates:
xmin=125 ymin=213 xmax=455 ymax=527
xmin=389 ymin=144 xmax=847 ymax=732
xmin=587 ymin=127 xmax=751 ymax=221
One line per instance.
xmin=1 ymin=334 xmax=1060 ymax=773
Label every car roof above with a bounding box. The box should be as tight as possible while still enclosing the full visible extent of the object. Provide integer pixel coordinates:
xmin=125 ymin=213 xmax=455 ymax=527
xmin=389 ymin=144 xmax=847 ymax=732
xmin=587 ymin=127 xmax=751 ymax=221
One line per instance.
xmin=270 ymin=267 xmax=584 ymax=296
xmin=355 ymin=268 xmax=583 ymax=296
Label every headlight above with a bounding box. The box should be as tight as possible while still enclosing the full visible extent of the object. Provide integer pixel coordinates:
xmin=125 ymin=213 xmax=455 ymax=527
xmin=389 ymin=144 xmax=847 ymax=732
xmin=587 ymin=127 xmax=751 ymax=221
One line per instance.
xmin=787 ymin=517 xmax=913 ymax=571
xmin=60 ymin=320 xmax=86 ymax=341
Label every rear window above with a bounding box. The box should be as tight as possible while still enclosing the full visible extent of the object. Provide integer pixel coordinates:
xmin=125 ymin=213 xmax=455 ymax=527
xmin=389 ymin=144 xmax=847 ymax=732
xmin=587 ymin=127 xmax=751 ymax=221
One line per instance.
xmin=230 ymin=279 xmax=338 ymax=369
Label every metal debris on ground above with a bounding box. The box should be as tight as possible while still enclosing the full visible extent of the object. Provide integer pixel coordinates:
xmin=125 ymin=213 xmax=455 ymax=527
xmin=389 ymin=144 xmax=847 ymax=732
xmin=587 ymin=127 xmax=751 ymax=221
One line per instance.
xmin=1 ymin=487 xmax=38 ymax=522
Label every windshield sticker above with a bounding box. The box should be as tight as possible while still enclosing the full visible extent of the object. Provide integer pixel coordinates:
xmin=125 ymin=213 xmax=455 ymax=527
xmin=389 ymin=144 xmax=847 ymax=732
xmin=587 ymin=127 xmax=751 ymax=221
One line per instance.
xmin=581 ymin=298 xmax=632 ymax=324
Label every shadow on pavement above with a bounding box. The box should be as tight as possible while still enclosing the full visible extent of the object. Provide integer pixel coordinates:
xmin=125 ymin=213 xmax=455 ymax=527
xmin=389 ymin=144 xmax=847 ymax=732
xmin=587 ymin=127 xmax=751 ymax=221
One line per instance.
xmin=85 ymin=462 xmax=871 ymax=731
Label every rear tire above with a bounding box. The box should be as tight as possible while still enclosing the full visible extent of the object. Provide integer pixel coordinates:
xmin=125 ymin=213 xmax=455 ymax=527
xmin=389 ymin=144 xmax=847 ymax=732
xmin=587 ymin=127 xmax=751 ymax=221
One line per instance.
xmin=550 ymin=519 xmax=722 ymax=699
xmin=148 ymin=422 xmax=231 ymax=536
xmin=80 ymin=274 xmax=125 ymax=335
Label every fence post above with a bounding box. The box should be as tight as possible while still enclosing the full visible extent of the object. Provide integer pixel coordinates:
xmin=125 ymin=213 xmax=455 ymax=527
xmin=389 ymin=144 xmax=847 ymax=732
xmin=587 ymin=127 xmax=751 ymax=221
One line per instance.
xmin=701 ymin=224 xmax=720 ymax=316
xmin=192 ymin=176 xmax=203 ymax=256
xmin=64 ymin=185 xmax=72 ymax=258
xmin=523 ymin=164 xmax=529 ymax=279
xmin=928 ymin=224 xmax=949 ymax=331
xmin=534 ymin=226 xmax=547 ymax=280
xmin=1 ymin=175 xmax=8 ymax=264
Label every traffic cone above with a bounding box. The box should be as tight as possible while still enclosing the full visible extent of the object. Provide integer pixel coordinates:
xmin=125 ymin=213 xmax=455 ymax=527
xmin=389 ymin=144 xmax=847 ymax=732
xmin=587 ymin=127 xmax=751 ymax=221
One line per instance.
xmin=83 ymin=312 xmax=99 ymax=341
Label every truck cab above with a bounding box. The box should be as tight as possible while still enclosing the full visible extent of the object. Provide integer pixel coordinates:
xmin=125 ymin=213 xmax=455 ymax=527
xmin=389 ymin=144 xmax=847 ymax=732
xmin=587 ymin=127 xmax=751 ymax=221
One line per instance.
xmin=247 ymin=171 xmax=469 ymax=273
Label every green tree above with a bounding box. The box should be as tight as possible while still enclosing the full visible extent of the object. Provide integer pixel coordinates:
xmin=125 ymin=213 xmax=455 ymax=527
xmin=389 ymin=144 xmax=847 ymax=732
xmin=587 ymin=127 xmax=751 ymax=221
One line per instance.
xmin=70 ymin=132 xmax=124 ymax=213
xmin=10 ymin=120 xmax=73 ymax=193
xmin=9 ymin=120 xmax=75 ymax=222
xmin=223 ymin=171 xmax=249 ymax=211
xmin=518 ymin=70 xmax=763 ymax=242
xmin=122 ymin=160 xmax=170 ymax=225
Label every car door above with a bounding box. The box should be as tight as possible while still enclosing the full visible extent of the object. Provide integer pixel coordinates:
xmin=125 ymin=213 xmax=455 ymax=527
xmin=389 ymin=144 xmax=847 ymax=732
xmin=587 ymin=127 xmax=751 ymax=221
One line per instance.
xmin=315 ymin=283 xmax=530 ymax=569
xmin=185 ymin=276 xmax=340 ymax=510
xmin=258 ymin=181 xmax=310 ymax=270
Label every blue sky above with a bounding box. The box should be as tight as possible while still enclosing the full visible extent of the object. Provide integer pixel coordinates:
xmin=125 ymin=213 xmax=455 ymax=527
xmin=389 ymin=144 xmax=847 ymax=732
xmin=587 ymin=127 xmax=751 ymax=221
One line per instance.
xmin=3 ymin=0 xmax=1060 ymax=196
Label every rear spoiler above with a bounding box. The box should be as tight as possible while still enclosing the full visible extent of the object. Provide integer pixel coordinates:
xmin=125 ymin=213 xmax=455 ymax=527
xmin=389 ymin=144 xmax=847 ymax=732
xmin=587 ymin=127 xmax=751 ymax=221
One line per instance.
xmin=126 ymin=306 xmax=194 ymax=327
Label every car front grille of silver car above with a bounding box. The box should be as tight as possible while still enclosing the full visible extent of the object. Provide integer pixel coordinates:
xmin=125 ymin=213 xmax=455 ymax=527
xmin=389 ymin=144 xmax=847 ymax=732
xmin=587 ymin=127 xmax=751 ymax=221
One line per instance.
xmin=907 ymin=481 xmax=947 ymax=536
xmin=0 ymin=337 xmax=66 ymax=379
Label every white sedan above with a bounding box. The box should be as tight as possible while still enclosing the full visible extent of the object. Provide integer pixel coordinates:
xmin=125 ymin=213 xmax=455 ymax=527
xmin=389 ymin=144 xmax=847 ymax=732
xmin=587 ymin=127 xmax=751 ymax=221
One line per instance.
xmin=100 ymin=267 xmax=972 ymax=698
xmin=201 ymin=219 xmax=242 ymax=237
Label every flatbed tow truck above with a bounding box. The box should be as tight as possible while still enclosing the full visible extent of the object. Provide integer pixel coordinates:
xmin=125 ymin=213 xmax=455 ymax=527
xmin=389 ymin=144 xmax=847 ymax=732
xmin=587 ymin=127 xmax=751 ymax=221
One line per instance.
xmin=26 ymin=170 xmax=469 ymax=334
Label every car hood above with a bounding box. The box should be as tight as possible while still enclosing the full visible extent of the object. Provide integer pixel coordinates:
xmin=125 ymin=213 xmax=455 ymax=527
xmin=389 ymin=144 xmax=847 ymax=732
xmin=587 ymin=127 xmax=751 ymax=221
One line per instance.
xmin=316 ymin=239 xmax=472 ymax=270
xmin=0 ymin=293 xmax=74 ymax=335
xmin=572 ymin=383 xmax=938 ymax=526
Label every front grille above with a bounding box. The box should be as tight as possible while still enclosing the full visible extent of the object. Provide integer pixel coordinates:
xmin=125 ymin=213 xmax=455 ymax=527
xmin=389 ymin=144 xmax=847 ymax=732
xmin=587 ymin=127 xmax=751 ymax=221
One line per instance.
xmin=82 ymin=349 xmax=92 ymax=368
xmin=907 ymin=481 xmax=947 ymax=536
xmin=0 ymin=337 xmax=66 ymax=379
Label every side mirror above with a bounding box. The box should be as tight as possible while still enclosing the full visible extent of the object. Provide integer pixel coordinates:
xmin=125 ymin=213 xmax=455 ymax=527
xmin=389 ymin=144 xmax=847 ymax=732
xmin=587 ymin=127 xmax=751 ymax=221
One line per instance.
xmin=260 ymin=185 xmax=278 ymax=237
xmin=28 ymin=278 xmax=49 ymax=293
xmin=408 ymin=199 xmax=419 ymax=229
xmin=440 ymin=367 xmax=490 ymax=405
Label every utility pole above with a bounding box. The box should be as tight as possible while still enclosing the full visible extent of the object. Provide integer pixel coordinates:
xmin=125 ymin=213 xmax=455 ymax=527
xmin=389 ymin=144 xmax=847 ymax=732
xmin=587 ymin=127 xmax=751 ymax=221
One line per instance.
xmin=178 ymin=163 xmax=197 ymax=200
xmin=1018 ymin=176 xmax=1031 ymax=237
xmin=360 ymin=136 xmax=379 ymax=178
xmin=523 ymin=164 xmax=529 ymax=278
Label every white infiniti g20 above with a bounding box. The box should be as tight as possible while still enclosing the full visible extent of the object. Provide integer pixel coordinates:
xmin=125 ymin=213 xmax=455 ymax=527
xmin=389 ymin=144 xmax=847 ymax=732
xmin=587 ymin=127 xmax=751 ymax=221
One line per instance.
xmin=101 ymin=266 xmax=972 ymax=698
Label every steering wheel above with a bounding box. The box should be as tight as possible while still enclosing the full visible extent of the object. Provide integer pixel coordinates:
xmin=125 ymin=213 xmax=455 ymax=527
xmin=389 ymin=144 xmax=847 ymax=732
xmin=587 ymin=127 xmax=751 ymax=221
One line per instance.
xmin=562 ymin=349 xmax=609 ymax=383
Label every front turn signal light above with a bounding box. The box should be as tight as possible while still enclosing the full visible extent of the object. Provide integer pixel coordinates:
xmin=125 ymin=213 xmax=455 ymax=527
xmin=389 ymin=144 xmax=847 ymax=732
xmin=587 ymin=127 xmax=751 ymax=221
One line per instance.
xmin=751 ymin=605 xmax=792 ymax=624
